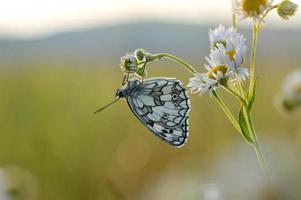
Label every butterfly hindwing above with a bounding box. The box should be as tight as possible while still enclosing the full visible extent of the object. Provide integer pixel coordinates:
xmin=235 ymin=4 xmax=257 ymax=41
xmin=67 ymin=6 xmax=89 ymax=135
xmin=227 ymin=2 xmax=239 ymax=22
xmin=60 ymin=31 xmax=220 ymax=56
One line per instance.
xmin=126 ymin=78 xmax=190 ymax=147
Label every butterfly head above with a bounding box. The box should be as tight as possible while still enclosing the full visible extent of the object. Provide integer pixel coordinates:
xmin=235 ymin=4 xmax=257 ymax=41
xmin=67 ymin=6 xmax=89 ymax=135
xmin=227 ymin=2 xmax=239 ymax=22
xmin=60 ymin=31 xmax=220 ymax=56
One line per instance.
xmin=94 ymin=84 xmax=127 ymax=113
xmin=115 ymin=84 xmax=128 ymax=98
xmin=116 ymin=79 xmax=140 ymax=98
xmin=95 ymin=80 xmax=138 ymax=114
xmin=115 ymin=89 xmax=126 ymax=98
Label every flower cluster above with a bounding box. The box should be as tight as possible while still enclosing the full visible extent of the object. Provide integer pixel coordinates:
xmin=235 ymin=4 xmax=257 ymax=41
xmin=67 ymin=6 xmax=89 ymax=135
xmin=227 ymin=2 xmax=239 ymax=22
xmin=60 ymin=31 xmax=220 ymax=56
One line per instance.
xmin=188 ymin=25 xmax=248 ymax=95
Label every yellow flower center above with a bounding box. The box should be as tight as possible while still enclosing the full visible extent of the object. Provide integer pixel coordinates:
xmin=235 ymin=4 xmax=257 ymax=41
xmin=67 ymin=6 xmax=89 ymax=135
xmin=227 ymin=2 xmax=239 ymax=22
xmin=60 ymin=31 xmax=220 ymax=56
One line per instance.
xmin=242 ymin=0 xmax=268 ymax=16
xmin=226 ymin=49 xmax=236 ymax=61
xmin=208 ymin=65 xmax=228 ymax=80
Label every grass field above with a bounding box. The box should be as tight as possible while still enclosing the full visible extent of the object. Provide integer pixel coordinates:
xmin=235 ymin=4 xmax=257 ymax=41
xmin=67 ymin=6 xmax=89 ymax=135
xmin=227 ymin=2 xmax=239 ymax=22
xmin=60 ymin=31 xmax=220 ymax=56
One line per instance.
xmin=0 ymin=59 xmax=301 ymax=199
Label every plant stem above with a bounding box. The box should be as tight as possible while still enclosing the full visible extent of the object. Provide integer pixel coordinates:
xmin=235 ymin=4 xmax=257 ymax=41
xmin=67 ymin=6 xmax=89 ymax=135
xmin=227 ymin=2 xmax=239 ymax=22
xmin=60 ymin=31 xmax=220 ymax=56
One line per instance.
xmin=237 ymin=79 xmax=246 ymax=98
xmin=222 ymin=85 xmax=248 ymax=107
xmin=257 ymin=5 xmax=278 ymax=30
xmin=253 ymin=142 xmax=272 ymax=183
xmin=249 ymin=5 xmax=278 ymax=99
xmin=247 ymin=27 xmax=272 ymax=184
xmin=246 ymin=6 xmax=278 ymax=183
xmin=248 ymin=23 xmax=258 ymax=100
xmin=232 ymin=14 xmax=237 ymax=29
xmin=212 ymin=90 xmax=242 ymax=134
xmin=246 ymin=112 xmax=273 ymax=184
xmin=153 ymin=53 xmax=198 ymax=75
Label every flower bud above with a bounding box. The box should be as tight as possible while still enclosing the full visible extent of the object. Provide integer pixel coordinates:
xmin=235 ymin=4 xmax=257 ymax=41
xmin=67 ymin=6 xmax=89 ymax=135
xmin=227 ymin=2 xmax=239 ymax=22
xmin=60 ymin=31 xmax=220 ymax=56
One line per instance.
xmin=277 ymin=0 xmax=298 ymax=20
xmin=135 ymin=49 xmax=156 ymax=62
xmin=134 ymin=49 xmax=146 ymax=61
xmin=120 ymin=54 xmax=137 ymax=73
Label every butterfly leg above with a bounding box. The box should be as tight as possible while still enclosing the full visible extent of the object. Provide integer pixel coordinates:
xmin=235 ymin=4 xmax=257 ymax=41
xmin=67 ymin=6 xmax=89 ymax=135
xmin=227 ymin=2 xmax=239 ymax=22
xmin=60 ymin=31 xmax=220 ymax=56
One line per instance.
xmin=126 ymin=72 xmax=129 ymax=82
xmin=121 ymin=73 xmax=130 ymax=85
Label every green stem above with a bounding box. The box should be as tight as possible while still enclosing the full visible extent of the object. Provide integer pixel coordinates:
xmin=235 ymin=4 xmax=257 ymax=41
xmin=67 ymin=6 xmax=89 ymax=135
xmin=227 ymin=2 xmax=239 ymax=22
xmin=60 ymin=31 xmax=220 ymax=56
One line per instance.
xmin=249 ymin=5 xmax=278 ymax=99
xmin=248 ymin=23 xmax=258 ymax=100
xmin=222 ymin=85 xmax=248 ymax=107
xmin=246 ymin=111 xmax=273 ymax=183
xmin=257 ymin=5 xmax=278 ymax=30
xmin=212 ymin=90 xmax=242 ymax=134
xmin=253 ymin=142 xmax=272 ymax=184
xmin=232 ymin=14 xmax=237 ymax=29
xmin=246 ymin=5 xmax=278 ymax=183
xmin=153 ymin=53 xmax=198 ymax=74
xmin=219 ymin=86 xmax=271 ymax=178
xmin=237 ymin=79 xmax=246 ymax=98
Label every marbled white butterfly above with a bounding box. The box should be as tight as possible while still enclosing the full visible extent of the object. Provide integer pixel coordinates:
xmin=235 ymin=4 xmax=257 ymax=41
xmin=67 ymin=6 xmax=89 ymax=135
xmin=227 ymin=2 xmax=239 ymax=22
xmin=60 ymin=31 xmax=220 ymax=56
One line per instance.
xmin=95 ymin=78 xmax=191 ymax=147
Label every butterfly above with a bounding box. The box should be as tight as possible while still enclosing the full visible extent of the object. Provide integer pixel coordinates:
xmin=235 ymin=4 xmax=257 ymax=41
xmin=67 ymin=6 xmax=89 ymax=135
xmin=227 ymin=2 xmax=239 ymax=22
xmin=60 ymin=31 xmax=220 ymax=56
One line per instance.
xmin=95 ymin=78 xmax=191 ymax=147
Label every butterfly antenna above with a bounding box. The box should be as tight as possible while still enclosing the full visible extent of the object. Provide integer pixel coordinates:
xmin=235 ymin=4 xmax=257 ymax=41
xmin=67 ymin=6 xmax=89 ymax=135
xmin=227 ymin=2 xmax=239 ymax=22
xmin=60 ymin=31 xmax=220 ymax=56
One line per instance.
xmin=94 ymin=98 xmax=120 ymax=114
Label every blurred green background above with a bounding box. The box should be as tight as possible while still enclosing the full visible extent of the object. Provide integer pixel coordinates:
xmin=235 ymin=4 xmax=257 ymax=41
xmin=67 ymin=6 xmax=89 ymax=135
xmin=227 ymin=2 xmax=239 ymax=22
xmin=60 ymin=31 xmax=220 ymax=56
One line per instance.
xmin=0 ymin=17 xmax=301 ymax=200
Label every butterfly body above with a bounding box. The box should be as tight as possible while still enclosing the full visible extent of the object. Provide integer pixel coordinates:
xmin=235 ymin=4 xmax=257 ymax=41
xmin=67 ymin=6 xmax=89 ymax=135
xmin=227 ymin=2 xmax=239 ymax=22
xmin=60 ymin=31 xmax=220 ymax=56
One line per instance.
xmin=116 ymin=78 xmax=191 ymax=147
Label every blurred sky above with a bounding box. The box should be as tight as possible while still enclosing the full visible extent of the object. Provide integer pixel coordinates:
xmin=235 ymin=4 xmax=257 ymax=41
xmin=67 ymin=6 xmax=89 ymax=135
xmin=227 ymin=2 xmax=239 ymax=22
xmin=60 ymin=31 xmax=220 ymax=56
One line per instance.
xmin=0 ymin=0 xmax=300 ymax=38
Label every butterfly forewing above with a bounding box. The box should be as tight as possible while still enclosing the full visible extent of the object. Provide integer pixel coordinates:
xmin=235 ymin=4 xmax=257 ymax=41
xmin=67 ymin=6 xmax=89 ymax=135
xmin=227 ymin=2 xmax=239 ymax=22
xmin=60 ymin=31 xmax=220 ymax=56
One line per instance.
xmin=126 ymin=78 xmax=190 ymax=147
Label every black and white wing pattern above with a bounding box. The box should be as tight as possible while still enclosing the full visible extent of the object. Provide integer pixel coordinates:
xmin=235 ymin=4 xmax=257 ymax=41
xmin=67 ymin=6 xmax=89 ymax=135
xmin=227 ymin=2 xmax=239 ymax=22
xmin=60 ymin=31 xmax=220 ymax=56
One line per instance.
xmin=126 ymin=78 xmax=190 ymax=147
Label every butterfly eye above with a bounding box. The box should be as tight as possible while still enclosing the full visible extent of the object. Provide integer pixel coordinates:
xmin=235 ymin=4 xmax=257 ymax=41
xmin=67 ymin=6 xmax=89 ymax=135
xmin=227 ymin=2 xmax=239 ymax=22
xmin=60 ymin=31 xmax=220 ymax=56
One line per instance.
xmin=116 ymin=89 xmax=126 ymax=98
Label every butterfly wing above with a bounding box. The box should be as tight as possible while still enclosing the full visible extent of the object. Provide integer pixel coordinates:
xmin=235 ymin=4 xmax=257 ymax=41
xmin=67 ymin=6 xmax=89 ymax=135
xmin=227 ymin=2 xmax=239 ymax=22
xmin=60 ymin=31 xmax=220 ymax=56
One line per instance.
xmin=126 ymin=78 xmax=190 ymax=147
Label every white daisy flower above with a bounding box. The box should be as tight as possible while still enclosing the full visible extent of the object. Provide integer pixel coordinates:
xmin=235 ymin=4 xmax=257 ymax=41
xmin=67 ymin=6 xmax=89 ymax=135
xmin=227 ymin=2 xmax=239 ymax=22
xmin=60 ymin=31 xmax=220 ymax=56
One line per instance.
xmin=188 ymin=73 xmax=218 ymax=95
xmin=209 ymin=25 xmax=248 ymax=77
xmin=215 ymin=43 xmax=249 ymax=81
xmin=188 ymin=25 xmax=249 ymax=95
xmin=205 ymin=47 xmax=232 ymax=81
xmin=188 ymin=47 xmax=249 ymax=95
xmin=209 ymin=25 xmax=237 ymax=49
xmin=278 ymin=70 xmax=301 ymax=111
xmin=209 ymin=25 xmax=249 ymax=81
xmin=188 ymin=48 xmax=230 ymax=95
xmin=232 ymin=0 xmax=275 ymax=21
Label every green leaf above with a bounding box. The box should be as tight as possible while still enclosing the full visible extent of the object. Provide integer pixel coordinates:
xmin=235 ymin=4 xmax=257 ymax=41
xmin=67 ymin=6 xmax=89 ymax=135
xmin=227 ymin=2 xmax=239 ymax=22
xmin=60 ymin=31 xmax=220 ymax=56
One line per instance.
xmin=248 ymin=80 xmax=256 ymax=110
xmin=239 ymin=107 xmax=254 ymax=144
